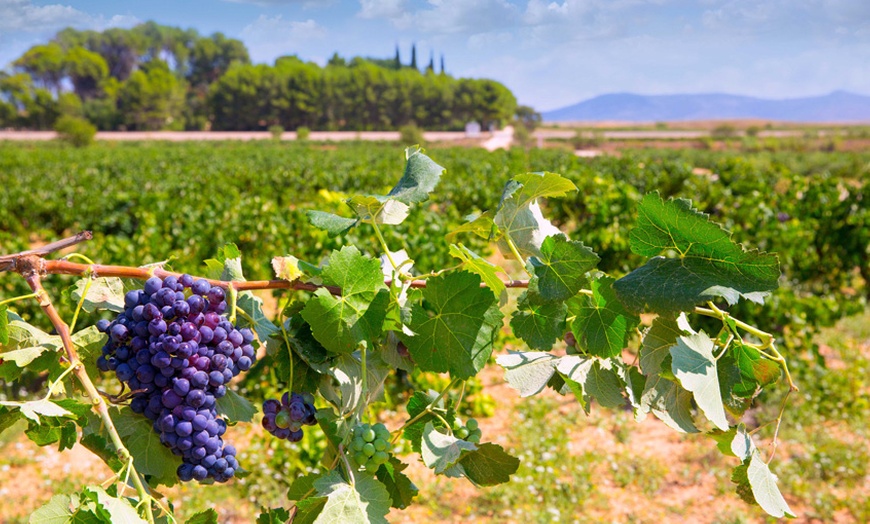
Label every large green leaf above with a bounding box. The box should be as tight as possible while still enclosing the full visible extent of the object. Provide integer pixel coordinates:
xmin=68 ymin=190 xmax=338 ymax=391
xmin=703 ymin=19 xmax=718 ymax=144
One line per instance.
xmin=236 ymin=291 xmax=279 ymax=343
xmin=557 ymin=356 xmax=625 ymax=411
xmin=88 ymin=486 xmax=147 ymax=523
xmin=301 ymin=246 xmax=388 ymax=354
xmin=215 ymin=389 xmax=257 ymax=423
xmin=0 ymin=305 xmax=9 ymax=345
xmin=29 ymin=494 xmax=74 ymax=524
xmin=494 ymin=172 xmax=577 ymax=259
xmin=402 ymin=391 xmax=454 ymax=453
xmin=568 ymin=276 xmax=639 ymax=358
xmin=670 ymin=332 xmax=729 ymax=431
xmin=613 ymin=193 xmax=780 ymax=313
xmin=311 ymin=470 xmax=391 ymax=524
xmin=639 ymin=374 xmax=698 ymax=433
xmin=746 ymin=452 xmax=795 ymax=518
xmin=307 ymin=210 xmax=359 ymax=236
xmin=401 ymin=271 xmax=502 ymax=379
xmin=0 ymin=315 xmax=61 ymax=381
xmin=457 ymin=443 xmax=520 ymax=487
xmin=375 ymin=457 xmax=418 ymax=509
xmin=510 ymin=292 xmax=566 ymax=351
xmin=347 ymin=195 xmax=410 ymax=225
xmin=496 ymin=351 xmax=560 ymax=398
xmin=319 ymin=352 xmax=391 ymax=415
xmin=71 ymin=277 xmax=125 ymax=313
xmin=387 ymin=146 xmax=444 ymax=204
xmin=421 ymin=422 xmax=477 ymax=474
xmin=112 ymin=407 xmax=181 ymax=487
xmin=639 ymin=314 xmax=692 ymax=376
xmin=527 ymin=235 xmax=598 ymax=303
xmin=448 ymin=243 xmax=505 ymax=299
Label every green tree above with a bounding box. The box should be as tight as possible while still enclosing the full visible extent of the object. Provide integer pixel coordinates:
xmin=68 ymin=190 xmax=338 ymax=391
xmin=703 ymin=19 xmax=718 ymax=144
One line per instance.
xmin=117 ymin=60 xmax=186 ymax=130
xmin=64 ymin=47 xmax=109 ymax=100
xmin=14 ymin=43 xmax=66 ymax=93
xmin=189 ymin=32 xmax=250 ymax=87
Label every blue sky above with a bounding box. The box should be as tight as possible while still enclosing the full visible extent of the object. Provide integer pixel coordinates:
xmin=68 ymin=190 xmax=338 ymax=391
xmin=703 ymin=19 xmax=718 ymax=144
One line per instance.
xmin=1 ymin=0 xmax=868 ymax=111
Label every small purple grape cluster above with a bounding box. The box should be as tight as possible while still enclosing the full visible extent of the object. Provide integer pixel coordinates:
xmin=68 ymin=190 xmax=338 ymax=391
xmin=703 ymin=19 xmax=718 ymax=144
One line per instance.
xmin=96 ymin=274 xmax=256 ymax=483
xmin=261 ymin=392 xmax=317 ymax=442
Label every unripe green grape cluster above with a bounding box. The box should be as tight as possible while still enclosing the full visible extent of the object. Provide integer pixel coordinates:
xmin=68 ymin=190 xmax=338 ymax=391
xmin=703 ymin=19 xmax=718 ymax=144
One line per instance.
xmin=349 ymin=423 xmax=392 ymax=470
xmin=452 ymin=417 xmax=481 ymax=443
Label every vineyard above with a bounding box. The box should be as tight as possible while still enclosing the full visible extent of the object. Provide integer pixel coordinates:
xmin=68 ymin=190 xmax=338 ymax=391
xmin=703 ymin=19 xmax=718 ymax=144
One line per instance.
xmin=0 ymin=141 xmax=868 ymax=523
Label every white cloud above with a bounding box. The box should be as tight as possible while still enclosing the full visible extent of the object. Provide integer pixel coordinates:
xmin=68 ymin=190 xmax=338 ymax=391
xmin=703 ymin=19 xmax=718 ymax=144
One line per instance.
xmin=0 ymin=0 xmax=138 ymax=32
xmin=224 ymin=0 xmax=337 ymax=7
xmin=358 ymin=0 xmax=408 ymax=20
xmin=240 ymin=15 xmax=327 ymax=62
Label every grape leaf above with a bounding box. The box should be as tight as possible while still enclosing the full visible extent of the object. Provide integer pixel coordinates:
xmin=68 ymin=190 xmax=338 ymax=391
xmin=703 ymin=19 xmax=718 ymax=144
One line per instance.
xmin=747 ymin=452 xmax=796 ymax=518
xmin=29 ymin=494 xmax=74 ymax=524
xmin=89 ymin=486 xmax=147 ymax=523
xmin=319 ymin=352 xmax=391 ymax=415
xmin=71 ymin=277 xmax=125 ymax=313
xmin=0 ymin=315 xmax=61 ymax=381
xmin=568 ymin=276 xmax=639 ymax=358
xmin=401 ymin=271 xmax=502 ymax=379
xmin=494 ymin=172 xmax=577 ymax=259
xmin=527 ymin=235 xmax=599 ymax=304
xmin=421 ymin=422 xmax=477 ymax=474
xmin=237 ymin=291 xmax=279 ymax=343
xmin=402 ymin=391 xmax=454 ymax=453
xmin=639 ymin=314 xmax=693 ymax=376
xmin=307 ymin=211 xmax=359 ymax=236
xmin=294 ymin=496 xmax=329 ymax=524
xmin=347 ymin=195 xmax=410 ymax=225
xmin=272 ymin=255 xmax=305 ymax=282
xmin=670 ymin=332 xmax=729 ymax=431
xmin=496 ymin=351 xmax=559 ymax=398
xmin=302 ymin=246 xmax=389 ymax=354
xmin=457 ymin=443 xmax=520 ymax=487
xmin=256 ymin=507 xmax=292 ymax=524
xmin=0 ymin=305 xmax=8 ymax=345
xmin=288 ymin=473 xmax=321 ymax=501
xmin=112 ymin=407 xmax=181 ymax=487
xmin=375 ymin=457 xmax=418 ymax=509
xmin=203 ymin=243 xmax=245 ymax=282
xmin=185 ymin=509 xmax=219 ymax=524
xmin=387 ymin=146 xmax=444 ymax=204
xmin=71 ymin=326 xmax=107 ymax=383
xmin=639 ymin=375 xmax=698 ymax=433
xmin=2 ymin=399 xmax=74 ymax=424
xmin=557 ymin=356 xmax=625 ymax=410
xmin=311 ymin=470 xmax=391 ymax=524
xmin=448 ymin=243 xmax=505 ymax=299
xmin=510 ymin=293 xmax=566 ymax=351
xmin=731 ymin=342 xmax=781 ymax=397
xmin=215 ymin=389 xmax=257 ymax=423
xmin=613 ymin=193 xmax=780 ymax=313
xmin=445 ymin=211 xmax=498 ymax=243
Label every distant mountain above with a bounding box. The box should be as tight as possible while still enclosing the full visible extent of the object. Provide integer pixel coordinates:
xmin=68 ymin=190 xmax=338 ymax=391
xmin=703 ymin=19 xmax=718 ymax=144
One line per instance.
xmin=542 ymin=91 xmax=870 ymax=122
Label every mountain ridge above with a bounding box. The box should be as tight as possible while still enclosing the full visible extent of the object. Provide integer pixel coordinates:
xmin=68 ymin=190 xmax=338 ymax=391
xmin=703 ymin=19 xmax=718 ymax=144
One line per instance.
xmin=542 ymin=91 xmax=870 ymax=122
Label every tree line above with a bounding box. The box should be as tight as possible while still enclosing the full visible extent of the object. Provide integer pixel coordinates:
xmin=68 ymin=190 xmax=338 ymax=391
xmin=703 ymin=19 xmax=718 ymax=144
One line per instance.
xmin=0 ymin=22 xmax=518 ymax=132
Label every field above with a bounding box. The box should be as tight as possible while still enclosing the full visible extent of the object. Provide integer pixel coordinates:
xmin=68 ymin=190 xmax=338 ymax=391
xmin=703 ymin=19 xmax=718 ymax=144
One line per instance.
xmin=0 ymin=141 xmax=868 ymax=522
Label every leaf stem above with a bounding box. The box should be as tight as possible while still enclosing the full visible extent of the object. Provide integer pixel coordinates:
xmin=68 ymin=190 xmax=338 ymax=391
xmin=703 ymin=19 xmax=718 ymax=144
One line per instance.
xmin=391 ymin=378 xmax=459 ymax=443
xmin=69 ymin=274 xmax=93 ymax=334
xmin=359 ymin=341 xmax=367 ymax=417
xmin=504 ymin=235 xmax=532 ymax=277
xmin=0 ymin=292 xmax=39 ymax=307
xmin=279 ymin=317 xmax=294 ymax=390
xmin=227 ymin=284 xmax=239 ymax=324
xmin=371 ymin=220 xmax=399 ymax=272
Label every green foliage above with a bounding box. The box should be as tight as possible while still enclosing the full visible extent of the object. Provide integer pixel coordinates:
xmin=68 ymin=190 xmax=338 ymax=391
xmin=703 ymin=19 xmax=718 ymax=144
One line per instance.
xmin=399 ymin=124 xmax=424 ymax=145
xmin=54 ymin=115 xmax=97 ymax=147
xmin=297 ymin=126 xmax=311 ymax=141
xmin=0 ymin=144 xmax=861 ymax=522
xmin=268 ymin=124 xmax=284 ymax=141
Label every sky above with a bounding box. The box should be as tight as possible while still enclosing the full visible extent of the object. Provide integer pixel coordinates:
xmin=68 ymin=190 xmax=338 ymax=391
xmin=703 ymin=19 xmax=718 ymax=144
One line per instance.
xmin=1 ymin=0 xmax=868 ymax=111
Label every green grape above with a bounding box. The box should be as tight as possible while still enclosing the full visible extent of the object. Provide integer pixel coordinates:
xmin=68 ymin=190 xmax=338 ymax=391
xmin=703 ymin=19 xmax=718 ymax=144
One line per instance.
xmin=362 ymin=428 xmax=376 ymax=442
xmin=466 ymin=418 xmax=478 ymax=431
xmin=374 ymin=424 xmax=391 ymax=441
xmin=456 ymin=427 xmax=469 ymax=439
xmin=354 ymin=452 xmax=368 ymax=466
xmin=452 ymin=417 xmax=462 ymax=431
xmin=467 ymin=432 xmax=481 ymax=444
xmin=352 ymin=436 xmax=365 ymax=452
xmin=363 ymin=442 xmax=376 ymax=457
xmin=275 ymin=410 xmax=291 ymax=429
xmin=373 ymin=451 xmax=389 ymax=465
xmin=374 ymin=439 xmax=387 ymax=451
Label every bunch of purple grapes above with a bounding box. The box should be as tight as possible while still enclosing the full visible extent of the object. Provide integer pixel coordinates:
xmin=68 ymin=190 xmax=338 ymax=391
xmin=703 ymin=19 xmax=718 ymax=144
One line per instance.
xmin=96 ymin=275 xmax=256 ymax=483
xmin=261 ymin=392 xmax=317 ymax=442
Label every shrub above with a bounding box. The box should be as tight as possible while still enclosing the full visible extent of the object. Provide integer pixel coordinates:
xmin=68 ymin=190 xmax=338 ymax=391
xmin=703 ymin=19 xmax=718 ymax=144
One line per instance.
xmin=711 ymin=124 xmax=738 ymax=139
xmin=54 ymin=115 xmax=96 ymax=148
xmin=268 ymin=124 xmax=284 ymax=141
xmin=399 ymin=124 xmax=424 ymax=145
xmin=296 ymin=126 xmax=310 ymax=141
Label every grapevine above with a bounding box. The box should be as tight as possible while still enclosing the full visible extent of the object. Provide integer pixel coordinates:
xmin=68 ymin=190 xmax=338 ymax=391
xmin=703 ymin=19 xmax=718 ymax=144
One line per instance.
xmin=0 ymin=147 xmax=800 ymax=522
